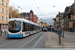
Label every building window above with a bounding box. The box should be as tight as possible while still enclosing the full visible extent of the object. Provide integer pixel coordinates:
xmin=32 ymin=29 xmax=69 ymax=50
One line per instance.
xmin=1 ymin=16 xmax=4 ymax=20
xmin=2 ymin=25 xmax=4 ymax=32
xmin=6 ymin=3 xmax=8 ymax=7
xmin=22 ymin=14 xmax=23 ymax=16
xmin=1 ymin=8 xmax=4 ymax=13
xmin=30 ymin=14 xmax=32 ymax=16
xmin=1 ymin=0 xmax=4 ymax=5
xmin=30 ymin=16 xmax=32 ymax=18
xmin=6 ymin=10 xmax=8 ymax=14
xmin=6 ymin=17 xmax=8 ymax=21
xmin=26 ymin=14 xmax=28 ymax=16
xmin=25 ymin=17 xmax=29 ymax=18
xmin=3 ymin=25 xmax=4 ymax=29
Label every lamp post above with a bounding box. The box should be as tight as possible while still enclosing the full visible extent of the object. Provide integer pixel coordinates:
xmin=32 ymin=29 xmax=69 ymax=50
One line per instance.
xmin=53 ymin=5 xmax=62 ymax=44
xmin=58 ymin=12 xmax=61 ymax=44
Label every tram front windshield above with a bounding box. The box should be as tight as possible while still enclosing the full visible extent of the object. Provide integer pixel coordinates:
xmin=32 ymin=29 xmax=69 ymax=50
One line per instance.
xmin=8 ymin=21 xmax=21 ymax=33
xmin=43 ymin=26 xmax=47 ymax=28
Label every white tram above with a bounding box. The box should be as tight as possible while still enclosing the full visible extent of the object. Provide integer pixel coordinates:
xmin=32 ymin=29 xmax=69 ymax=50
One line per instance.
xmin=7 ymin=18 xmax=41 ymax=38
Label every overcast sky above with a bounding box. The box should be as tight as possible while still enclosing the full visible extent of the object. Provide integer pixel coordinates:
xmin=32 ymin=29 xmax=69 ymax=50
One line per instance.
xmin=9 ymin=0 xmax=74 ymax=25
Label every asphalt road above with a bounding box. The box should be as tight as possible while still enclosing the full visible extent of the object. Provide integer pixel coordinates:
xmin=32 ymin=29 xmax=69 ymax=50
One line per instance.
xmin=0 ymin=31 xmax=46 ymax=48
xmin=64 ymin=32 xmax=75 ymax=43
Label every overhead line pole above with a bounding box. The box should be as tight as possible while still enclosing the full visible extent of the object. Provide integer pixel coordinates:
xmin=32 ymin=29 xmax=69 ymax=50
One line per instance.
xmin=59 ymin=12 xmax=61 ymax=44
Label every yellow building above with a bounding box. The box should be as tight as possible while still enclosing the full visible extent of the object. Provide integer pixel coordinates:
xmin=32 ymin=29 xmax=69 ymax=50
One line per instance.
xmin=0 ymin=0 xmax=9 ymax=32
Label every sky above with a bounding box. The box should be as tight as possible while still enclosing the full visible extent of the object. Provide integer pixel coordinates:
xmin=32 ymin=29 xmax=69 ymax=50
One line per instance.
xmin=9 ymin=0 xmax=74 ymax=25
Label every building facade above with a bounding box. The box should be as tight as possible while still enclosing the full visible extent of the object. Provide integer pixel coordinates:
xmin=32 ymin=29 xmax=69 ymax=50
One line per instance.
xmin=21 ymin=10 xmax=39 ymax=23
xmin=63 ymin=3 xmax=75 ymax=32
xmin=37 ymin=17 xmax=39 ymax=24
xmin=0 ymin=0 xmax=9 ymax=32
xmin=53 ymin=3 xmax=75 ymax=32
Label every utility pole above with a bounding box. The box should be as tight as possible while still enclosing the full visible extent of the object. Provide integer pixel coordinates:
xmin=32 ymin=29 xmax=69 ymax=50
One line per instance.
xmin=59 ymin=12 xmax=61 ymax=44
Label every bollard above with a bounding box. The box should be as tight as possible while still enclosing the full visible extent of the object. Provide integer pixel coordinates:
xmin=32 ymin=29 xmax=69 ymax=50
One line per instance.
xmin=63 ymin=31 xmax=64 ymax=38
xmin=5 ymin=31 xmax=6 ymax=35
xmin=1 ymin=31 xmax=2 ymax=36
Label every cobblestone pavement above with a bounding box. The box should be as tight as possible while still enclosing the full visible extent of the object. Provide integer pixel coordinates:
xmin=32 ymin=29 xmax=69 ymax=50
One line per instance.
xmin=45 ymin=31 xmax=75 ymax=48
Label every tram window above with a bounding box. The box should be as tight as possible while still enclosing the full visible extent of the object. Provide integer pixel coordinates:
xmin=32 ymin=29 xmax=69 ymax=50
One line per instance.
xmin=33 ymin=25 xmax=35 ymax=30
xmin=30 ymin=25 xmax=33 ymax=31
xmin=30 ymin=25 xmax=35 ymax=31
xmin=34 ymin=26 xmax=36 ymax=30
xmin=36 ymin=26 xmax=38 ymax=30
xmin=22 ymin=22 xmax=25 ymax=31
xmin=22 ymin=22 xmax=29 ymax=31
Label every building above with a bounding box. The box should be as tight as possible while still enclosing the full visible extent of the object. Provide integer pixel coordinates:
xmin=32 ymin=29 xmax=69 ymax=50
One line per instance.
xmin=53 ymin=18 xmax=57 ymax=30
xmin=21 ymin=10 xmax=39 ymax=23
xmin=53 ymin=3 xmax=75 ymax=32
xmin=0 ymin=0 xmax=9 ymax=32
xmin=60 ymin=13 xmax=64 ymax=31
xmin=37 ymin=17 xmax=39 ymax=24
xmin=63 ymin=3 xmax=75 ymax=32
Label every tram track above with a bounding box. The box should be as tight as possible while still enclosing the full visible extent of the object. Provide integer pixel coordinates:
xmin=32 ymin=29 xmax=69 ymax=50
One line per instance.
xmin=19 ymin=32 xmax=43 ymax=48
xmin=0 ymin=32 xmax=42 ymax=45
xmin=0 ymin=32 xmax=45 ymax=48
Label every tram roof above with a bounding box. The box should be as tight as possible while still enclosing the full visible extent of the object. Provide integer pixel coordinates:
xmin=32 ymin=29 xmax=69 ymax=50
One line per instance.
xmin=8 ymin=18 xmax=41 ymax=26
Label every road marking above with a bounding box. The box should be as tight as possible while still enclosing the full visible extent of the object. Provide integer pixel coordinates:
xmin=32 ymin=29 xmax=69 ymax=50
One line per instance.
xmin=0 ymin=39 xmax=6 ymax=42
xmin=0 ymin=40 xmax=9 ymax=44
xmin=19 ymin=32 xmax=42 ymax=49
xmin=33 ymin=32 xmax=45 ymax=48
xmin=0 ymin=39 xmax=8 ymax=43
xmin=0 ymin=40 xmax=16 ymax=47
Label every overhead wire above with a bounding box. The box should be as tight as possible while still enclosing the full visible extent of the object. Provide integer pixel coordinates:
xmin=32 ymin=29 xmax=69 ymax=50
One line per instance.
xmin=9 ymin=0 xmax=25 ymax=11
xmin=53 ymin=3 xmax=73 ymax=7
xmin=33 ymin=0 xmax=43 ymax=16
xmin=9 ymin=0 xmax=43 ymax=16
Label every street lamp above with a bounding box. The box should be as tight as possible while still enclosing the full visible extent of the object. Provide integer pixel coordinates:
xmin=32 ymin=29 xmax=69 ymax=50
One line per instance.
xmin=58 ymin=12 xmax=61 ymax=44
xmin=53 ymin=5 xmax=61 ymax=44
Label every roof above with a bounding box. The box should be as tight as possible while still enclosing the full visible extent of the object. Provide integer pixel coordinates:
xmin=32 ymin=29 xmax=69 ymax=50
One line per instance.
xmin=53 ymin=18 xmax=56 ymax=21
xmin=30 ymin=10 xmax=34 ymax=13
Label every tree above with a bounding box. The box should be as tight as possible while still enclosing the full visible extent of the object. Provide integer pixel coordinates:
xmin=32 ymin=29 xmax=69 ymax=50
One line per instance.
xmin=9 ymin=6 xmax=21 ymax=18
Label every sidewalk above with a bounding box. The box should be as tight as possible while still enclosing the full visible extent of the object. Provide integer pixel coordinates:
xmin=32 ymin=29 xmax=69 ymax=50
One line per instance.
xmin=45 ymin=32 xmax=75 ymax=48
xmin=64 ymin=31 xmax=75 ymax=35
xmin=0 ymin=32 xmax=7 ymax=40
xmin=0 ymin=36 xmax=7 ymax=40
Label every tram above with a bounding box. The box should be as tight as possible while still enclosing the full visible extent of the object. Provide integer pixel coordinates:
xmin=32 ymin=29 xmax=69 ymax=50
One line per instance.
xmin=42 ymin=22 xmax=48 ymax=31
xmin=7 ymin=18 xmax=41 ymax=38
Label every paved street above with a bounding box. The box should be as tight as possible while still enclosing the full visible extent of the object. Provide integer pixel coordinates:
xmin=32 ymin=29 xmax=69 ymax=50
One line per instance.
xmin=64 ymin=31 xmax=75 ymax=43
xmin=0 ymin=31 xmax=46 ymax=48
xmin=0 ymin=31 xmax=75 ymax=48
